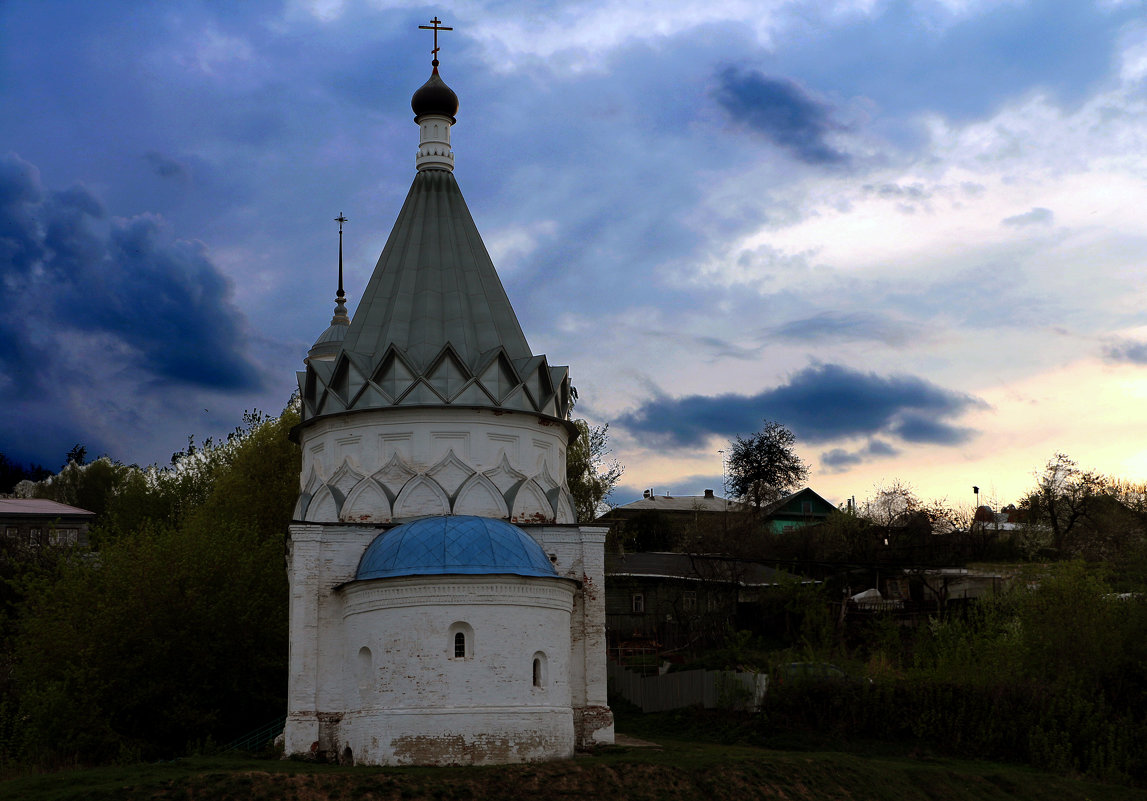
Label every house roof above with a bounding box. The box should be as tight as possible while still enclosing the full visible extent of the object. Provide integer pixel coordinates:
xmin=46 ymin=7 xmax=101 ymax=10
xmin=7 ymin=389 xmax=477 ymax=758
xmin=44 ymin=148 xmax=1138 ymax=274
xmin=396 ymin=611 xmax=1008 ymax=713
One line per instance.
xmin=605 ymin=552 xmax=789 ymax=587
xmin=607 ymin=493 xmax=746 ymax=515
xmin=0 ymin=499 xmax=95 ymax=518
xmin=757 ymin=487 xmax=837 ymax=518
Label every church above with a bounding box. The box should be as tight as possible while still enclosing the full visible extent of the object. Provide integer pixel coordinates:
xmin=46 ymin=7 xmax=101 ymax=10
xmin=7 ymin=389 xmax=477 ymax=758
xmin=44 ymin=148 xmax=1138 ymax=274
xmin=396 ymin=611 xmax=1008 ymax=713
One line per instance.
xmin=282 ymin=24 xmax=614 ymax=766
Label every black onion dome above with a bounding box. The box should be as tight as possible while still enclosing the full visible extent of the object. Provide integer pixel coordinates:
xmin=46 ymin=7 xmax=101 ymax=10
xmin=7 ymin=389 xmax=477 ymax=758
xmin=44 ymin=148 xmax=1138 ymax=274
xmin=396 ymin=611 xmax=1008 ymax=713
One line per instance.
xmin=411 ymin=67 xmax=458 ymax=120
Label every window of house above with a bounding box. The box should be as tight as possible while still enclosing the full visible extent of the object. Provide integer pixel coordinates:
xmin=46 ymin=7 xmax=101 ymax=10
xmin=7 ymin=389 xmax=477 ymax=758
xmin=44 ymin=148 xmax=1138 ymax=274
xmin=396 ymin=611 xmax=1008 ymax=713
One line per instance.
xmin=682 ymin=590 xmax=697 ymax=611
xmin=3 ymin=527 xmax=17 ymax=540
xmin=631 ymin=593 xmax=644 ymax=613
xmin=29 ymin=528 xmax=41 ymax=546
xmin=801 ymin=501 xmax=813 ymax=514
xmin=50 ymin=528 xmax=77 ymax=546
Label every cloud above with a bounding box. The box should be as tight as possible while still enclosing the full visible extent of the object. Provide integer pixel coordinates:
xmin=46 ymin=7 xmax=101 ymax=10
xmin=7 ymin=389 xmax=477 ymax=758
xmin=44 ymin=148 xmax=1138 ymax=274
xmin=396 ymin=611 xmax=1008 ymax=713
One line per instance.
xmin=769 ymin=311 xmax=920 ymax=347
xmin=0 ymin=152 xmax=263 ymax=398
xmin=821 ymin=438 xmax=903 ymax=472
xmin=617 ymin=363 xmax=983 ymax=448
xmin=144 ymin=151 xmax=191 ymax=181
xmin=1103 ymin=338 xmax=1147 ymax=365
xmin=1002 ymin=207 xmax=1054 ymax=227
xmin=714 ymin=68 xmax=849 ymax=165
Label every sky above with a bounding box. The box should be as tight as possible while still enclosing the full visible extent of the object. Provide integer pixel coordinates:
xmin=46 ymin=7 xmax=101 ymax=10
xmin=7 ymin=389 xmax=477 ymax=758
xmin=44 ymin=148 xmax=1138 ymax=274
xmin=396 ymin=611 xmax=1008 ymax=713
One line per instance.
xmin=3 ymin=0 xmax=1147 ymax=512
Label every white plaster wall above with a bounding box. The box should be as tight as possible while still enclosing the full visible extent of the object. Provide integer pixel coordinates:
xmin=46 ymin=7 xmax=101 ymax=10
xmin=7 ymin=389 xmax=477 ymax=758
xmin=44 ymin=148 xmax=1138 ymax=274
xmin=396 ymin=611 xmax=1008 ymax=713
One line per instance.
xmin=530 ymin=525 xmax=614 ymax=746
xmin=338 ymin=575 xmax=577 ymax=764
xmin=284 ymin=521 xmax=613 ymax=761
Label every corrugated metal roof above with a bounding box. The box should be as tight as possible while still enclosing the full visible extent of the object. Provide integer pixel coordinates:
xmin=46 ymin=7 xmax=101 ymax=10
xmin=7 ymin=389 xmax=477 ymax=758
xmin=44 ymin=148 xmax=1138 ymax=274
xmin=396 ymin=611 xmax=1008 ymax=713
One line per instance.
xmin=0 ymin=499 xmax=95 ymax=517
xmin=610 ymin=494 xmax=746 ymax=514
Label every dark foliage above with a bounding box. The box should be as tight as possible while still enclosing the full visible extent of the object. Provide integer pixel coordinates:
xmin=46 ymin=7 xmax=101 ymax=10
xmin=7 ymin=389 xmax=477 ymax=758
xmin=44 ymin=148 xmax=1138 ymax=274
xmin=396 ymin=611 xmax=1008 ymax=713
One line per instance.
xmin=727 ymin=421 xmax=808 ymax=513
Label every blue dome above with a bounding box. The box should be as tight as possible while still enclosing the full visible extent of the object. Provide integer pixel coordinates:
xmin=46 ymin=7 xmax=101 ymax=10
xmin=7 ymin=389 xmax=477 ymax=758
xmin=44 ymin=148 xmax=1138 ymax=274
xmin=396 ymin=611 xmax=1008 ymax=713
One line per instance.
xmin=355 ymin=516 xmax=558 ymax=580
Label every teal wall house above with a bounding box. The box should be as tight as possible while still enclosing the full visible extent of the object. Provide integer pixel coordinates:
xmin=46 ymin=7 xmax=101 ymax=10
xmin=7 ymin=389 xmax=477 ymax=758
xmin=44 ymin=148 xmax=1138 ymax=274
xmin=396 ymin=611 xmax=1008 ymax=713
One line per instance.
xmin=761 ymin=488 xmax=837 ymax=534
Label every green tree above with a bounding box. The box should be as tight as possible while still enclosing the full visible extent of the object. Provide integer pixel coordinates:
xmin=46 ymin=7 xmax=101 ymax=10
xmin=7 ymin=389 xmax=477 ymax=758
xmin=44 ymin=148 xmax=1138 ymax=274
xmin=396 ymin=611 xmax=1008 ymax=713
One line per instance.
xmin=727 ymin=421 xmax=808 ymax=514
xmin=565 ymin=419 xmax=623 ymax=522
xmin=9 ymin=402 xmax=301 ymax=765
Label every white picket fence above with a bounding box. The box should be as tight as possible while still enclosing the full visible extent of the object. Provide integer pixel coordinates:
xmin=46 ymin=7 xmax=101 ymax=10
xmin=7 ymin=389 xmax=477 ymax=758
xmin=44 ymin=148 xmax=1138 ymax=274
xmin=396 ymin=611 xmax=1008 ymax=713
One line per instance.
xmin=607 ymin=662 xmax=768 ymax=713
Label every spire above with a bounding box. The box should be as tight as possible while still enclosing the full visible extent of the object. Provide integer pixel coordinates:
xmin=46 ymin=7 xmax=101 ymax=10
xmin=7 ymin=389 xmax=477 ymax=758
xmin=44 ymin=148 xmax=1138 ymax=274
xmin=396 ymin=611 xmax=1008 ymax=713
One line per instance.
xmin=305 ymin=213 xmax=351 ymax=364
xmin=412 ymin=17 xmax=458 ymax=172
xmin=295 ymin=24 xmax=574 ymax=425
xmin=332 ymin=212 xmax=349 ymax=325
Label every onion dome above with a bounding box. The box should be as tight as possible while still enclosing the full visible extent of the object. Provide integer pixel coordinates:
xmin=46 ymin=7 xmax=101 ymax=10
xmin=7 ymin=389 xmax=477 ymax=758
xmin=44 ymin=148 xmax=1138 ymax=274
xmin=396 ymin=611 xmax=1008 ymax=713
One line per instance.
xmin=355 ymin=515 xmax=559 ymax=580
xmin=411 ymin=66 xmax=458 ymax=121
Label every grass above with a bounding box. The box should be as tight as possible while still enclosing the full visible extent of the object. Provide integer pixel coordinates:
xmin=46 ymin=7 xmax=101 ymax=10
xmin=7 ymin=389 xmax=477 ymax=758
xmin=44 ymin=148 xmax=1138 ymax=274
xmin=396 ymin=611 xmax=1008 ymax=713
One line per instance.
xmin=3 ymin=717 xmax=1143 ymax=801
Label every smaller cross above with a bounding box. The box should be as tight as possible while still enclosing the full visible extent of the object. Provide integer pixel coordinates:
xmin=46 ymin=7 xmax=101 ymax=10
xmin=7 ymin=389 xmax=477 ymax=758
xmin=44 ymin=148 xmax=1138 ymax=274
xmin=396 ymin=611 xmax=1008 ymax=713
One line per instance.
xmin=418 ymin=16 xmax=453 ymax=63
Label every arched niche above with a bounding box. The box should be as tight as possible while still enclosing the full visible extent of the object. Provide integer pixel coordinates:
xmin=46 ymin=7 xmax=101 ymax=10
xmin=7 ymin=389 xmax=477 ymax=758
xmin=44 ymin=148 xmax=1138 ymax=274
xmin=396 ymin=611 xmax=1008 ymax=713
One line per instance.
xmin=392 ymin=474 xmax=450 ymax=519
xmin=453 ymin=474 xmax=509 ymax=519
xmin=510 ymin=479 xmax=553 ymax=524
xmin=342 ymin=478 xmax=392 ymax=524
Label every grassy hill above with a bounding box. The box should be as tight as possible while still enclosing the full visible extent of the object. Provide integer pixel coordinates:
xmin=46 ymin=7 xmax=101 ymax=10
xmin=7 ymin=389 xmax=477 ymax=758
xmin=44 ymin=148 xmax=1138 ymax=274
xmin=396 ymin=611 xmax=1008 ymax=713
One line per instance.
xmin=4 ymin=734 xmax=1142 ymax=801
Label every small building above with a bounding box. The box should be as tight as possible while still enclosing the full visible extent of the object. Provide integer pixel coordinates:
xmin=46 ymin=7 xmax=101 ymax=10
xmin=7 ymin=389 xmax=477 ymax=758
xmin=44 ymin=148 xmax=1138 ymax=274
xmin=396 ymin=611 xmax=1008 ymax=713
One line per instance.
xmin=759 ymin=488 xmax=837 ymax=534
xmin=605 ymin=552 xmax=789 ymax=652
xmin=597 ymin=489 xmax=745 ymax=550
xmin=0 ymin=498 xmax=93 ymax=547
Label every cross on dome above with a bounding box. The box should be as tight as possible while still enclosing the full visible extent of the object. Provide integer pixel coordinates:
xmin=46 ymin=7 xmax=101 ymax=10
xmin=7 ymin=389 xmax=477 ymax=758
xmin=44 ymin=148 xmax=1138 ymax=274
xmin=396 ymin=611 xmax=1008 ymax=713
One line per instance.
xmin=418 ymin=16 xmax=453 ymax=66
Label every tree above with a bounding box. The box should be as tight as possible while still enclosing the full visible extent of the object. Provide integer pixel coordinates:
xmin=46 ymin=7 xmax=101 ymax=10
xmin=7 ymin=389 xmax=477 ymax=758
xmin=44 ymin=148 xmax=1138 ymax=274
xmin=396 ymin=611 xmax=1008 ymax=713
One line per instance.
xmin=1020 ymin=453 xmax=1104 ymax=557
xmin=565 ymin=420 xmax=623 ymax=522
xmin=726 ymin=421 xmax=808 ymax=514
xmin=10 ymin=402 xmax=300 ymax=764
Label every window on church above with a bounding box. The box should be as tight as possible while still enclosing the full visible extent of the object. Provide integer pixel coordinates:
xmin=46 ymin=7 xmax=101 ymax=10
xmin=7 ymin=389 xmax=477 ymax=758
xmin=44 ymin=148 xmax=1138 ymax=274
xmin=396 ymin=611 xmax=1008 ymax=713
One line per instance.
xmin=532 ymin=652 xmax=547 ymax=688
xmin=449 ymin=621 xmax=474 ymax=659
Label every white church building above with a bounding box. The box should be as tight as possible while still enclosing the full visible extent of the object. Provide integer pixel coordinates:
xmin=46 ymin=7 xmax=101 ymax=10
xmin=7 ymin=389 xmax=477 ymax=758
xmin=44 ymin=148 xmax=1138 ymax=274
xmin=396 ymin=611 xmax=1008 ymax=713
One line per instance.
xmin=282 ymin=35 xmax=614 ymax=766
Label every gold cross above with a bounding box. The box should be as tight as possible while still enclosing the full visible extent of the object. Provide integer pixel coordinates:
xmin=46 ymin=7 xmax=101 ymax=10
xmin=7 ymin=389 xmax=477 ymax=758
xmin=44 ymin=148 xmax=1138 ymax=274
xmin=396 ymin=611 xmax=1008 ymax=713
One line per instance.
xmin=418 ymin=17 xmax=453 ymax=61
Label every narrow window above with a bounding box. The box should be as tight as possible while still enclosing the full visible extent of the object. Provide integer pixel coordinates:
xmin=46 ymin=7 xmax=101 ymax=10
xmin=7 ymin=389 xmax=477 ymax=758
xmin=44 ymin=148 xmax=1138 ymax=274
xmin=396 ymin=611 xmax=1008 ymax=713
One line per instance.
xmin=802 ymin=501 xmax=813 ymax=514
xmin=632 ymin=593 xmax=644 ymax=613
xmin=531 ymin=652 xmax=547 ymax=688
xmin=683 ymin=590 xmax=697 ymax=611
xmin=449 ymin=621 xmax=474 ymax=659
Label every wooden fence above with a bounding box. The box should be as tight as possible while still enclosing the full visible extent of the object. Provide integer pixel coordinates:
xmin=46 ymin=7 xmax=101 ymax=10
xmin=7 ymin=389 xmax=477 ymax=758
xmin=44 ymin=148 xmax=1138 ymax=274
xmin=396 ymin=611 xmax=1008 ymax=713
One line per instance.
xmin=607 ymin=662 xmax=767 ymax=713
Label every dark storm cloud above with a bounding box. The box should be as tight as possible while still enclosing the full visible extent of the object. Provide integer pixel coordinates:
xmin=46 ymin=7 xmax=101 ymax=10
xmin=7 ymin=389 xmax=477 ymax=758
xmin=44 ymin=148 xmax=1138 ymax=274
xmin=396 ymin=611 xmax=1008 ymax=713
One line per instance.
xmin=617 ymin=363 xmax=982 ymax=449
xmin=714 ymin=68 xmax=849 ymax=166
xmin=1103 ymin=339 xmax=1147 ymax=366
xmin=769 ymin=311 xmax=919 ymax=347
xmin=1002 ymin=207 xmax=1053 ymax=227
xmin=0 ymin=152 xmax=262 ymax=396
xmin=820 ymin=438 xmax=900 ymax=472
